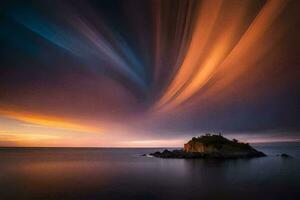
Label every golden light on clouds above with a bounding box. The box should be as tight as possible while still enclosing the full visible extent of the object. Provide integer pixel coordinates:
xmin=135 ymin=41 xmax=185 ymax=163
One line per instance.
xmin=0 ymin=110 xmax=99 ymax=133
xmin=155 ymin=0 xmax=287 ymax=112
xmin=0 ymin=131 xmax=60 ymax=142
xmin=0 ymin=0 xmax=297 ymax=147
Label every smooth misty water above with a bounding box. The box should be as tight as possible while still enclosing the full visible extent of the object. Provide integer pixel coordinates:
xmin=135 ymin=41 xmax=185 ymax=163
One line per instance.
xmin=0 ymin=143 xmax=300 ymax=200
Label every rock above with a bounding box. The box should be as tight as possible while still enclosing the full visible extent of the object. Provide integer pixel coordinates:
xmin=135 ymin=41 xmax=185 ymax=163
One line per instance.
xmin=281 ymin=153 xmax=293 ymax=158
xmin=150 ymin=134 xmax=266 ymax=159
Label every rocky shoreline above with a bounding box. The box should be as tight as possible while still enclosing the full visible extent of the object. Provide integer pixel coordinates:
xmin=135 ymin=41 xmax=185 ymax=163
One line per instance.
xmin=148 ymin=134 xmax=266 ymax=159
xmin=149 ymin=149 xmax=266 ymax=159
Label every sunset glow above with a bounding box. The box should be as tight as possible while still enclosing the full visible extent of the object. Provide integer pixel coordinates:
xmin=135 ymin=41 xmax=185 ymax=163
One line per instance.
xmin=0 ymin=0 xmax=299 ymax=147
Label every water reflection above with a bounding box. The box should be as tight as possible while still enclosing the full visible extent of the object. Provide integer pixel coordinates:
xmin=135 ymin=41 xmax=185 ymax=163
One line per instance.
xmin=0 ymin=146 xmax=299 ymax=200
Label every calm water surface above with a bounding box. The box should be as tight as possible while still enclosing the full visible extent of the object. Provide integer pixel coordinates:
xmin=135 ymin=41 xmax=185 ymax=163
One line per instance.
xmin=0 ymin=143 xmax=299 ymax=200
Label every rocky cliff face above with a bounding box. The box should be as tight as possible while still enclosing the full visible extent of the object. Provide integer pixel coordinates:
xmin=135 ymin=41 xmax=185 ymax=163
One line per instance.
xmin=183 ymin=135 xmax=224 ymax=153
xmin=184 ymin=142 xmax=218 ymax=153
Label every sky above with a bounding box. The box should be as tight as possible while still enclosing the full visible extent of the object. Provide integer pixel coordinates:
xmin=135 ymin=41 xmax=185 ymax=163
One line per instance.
xmin=0 ymin=0 xmax=299 ymax=147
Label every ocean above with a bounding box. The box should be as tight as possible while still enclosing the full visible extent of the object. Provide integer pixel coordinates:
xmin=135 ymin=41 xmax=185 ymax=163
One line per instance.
xmin=0 ymin=143 xmax=299 ymax=200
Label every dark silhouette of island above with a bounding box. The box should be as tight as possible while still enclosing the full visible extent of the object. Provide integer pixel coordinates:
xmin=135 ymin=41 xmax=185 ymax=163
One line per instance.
xmin=277 ymin=153 xmax=293 ymax=158
xmin=150 ymin=134 xmax=266 ymax=159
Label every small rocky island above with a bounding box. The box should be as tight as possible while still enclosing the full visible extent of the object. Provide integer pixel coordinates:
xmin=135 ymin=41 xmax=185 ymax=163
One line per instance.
xmin=150 ymin=134 xmax=266 ymax=159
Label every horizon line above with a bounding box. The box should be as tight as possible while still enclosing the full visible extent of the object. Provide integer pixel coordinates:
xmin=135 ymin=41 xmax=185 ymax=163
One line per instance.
xmin=0 ymin=140 xmax=299 ymax=149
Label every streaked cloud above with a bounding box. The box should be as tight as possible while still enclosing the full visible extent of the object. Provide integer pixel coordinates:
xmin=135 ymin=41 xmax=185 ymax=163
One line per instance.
xmin=0 ymin=0 xmax=299 ymax=146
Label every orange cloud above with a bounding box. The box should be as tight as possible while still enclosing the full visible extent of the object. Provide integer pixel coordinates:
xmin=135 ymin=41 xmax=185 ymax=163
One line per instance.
xmin=0 ymin=110 xmax=99 ymax=133
xmin=0 ymin=131 xmax=60 ymax=142
xmin=155 ymin=0 xmax=287 ymax=112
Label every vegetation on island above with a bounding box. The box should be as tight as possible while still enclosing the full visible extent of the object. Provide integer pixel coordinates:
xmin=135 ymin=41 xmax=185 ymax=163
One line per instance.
xmin=186 ymin=134 xmax=251 ymax=152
